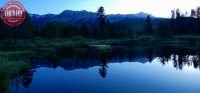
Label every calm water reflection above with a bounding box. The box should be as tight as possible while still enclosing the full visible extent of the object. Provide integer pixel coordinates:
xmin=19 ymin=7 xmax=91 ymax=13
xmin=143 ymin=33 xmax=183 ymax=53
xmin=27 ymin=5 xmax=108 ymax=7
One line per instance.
xmin=7 ymin=46 xmax=200 ymax=93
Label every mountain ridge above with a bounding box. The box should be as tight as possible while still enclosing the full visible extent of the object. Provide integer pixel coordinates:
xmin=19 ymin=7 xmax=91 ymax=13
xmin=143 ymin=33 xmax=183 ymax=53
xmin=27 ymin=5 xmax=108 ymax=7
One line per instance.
xmin=30 ymin=10 xmax=157 ymax=25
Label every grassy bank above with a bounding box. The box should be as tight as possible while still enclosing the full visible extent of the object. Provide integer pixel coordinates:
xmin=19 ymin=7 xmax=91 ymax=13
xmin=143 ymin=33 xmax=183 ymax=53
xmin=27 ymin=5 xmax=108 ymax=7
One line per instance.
xmin=0 ymin=35 xmax=199 ymax=50
xmin=0 ymin=51 xmax=32 ymax=92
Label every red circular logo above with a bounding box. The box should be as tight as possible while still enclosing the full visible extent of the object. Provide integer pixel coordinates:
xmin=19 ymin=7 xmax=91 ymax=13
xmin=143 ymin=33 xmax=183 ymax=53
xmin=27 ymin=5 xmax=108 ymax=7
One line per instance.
xmin=1 ymin=0 xmax=26 ymax=27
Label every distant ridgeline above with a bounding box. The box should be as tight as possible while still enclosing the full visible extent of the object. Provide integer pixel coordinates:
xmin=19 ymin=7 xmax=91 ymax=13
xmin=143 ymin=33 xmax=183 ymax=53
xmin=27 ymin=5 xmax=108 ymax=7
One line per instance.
xmin=30 ymin=10 xmax=158 ymax=25
xmin=0 ymin=7 xmax=200 ymax=40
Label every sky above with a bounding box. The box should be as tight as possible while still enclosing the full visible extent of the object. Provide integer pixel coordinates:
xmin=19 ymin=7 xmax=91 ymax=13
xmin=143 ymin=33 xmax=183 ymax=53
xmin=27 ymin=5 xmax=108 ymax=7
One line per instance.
xmin=0 ymin=0 xmax=200 ymax=18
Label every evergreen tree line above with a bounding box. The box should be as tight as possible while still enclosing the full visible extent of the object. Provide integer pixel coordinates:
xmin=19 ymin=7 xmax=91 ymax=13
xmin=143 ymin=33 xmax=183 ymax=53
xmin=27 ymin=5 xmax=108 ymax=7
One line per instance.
xmin=40 ymin=21 xmax=130 ymax=39
xmin=154 ymin=7 xmax=200 ymax=38
xmin=170 ymin=7 xmax=200 ymax=35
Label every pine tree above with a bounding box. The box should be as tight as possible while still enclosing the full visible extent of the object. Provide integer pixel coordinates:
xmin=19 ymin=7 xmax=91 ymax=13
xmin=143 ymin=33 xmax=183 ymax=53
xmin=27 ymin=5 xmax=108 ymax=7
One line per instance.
xmin=144 ymin=15 xmax=153 ymax=35
xmin=97 ymin=6 xmax=106 ymax=38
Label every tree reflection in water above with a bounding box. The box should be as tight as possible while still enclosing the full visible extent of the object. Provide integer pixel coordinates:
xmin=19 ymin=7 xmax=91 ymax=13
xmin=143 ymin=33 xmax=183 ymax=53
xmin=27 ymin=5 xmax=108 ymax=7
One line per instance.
xmin=12 ymin=70 xmax=34 ymax=90
xmin=156 ymin=47 xmax=200 ymax=70
xmin=2 ymin=46 xmax=200 ymax=92
xmin=99 ymin=54 xmax=108 ymax=78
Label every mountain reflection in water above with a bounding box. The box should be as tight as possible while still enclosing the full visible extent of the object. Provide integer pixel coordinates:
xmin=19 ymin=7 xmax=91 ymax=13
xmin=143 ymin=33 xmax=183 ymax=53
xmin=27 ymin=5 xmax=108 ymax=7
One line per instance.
xmin=30 ymin=46 xmax=200 ymax=71
xmin=6 ymin=46 xmax=200 ymax=93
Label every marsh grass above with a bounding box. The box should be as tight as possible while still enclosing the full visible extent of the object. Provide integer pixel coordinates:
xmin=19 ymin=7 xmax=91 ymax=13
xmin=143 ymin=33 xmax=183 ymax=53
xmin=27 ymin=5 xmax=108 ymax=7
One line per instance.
xmin=1 ymin=35 xmax=200 ymax=50
xmin=0 ymin=51 xmax=31 ymax=92
xmin=0 ymin=51 xmax=34 ymax=60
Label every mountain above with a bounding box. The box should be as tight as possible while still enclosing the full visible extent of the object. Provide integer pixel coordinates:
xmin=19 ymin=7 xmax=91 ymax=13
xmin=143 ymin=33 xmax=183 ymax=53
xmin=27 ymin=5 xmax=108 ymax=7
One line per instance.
xmin=30 ymin=10 xmax=158 ymax=25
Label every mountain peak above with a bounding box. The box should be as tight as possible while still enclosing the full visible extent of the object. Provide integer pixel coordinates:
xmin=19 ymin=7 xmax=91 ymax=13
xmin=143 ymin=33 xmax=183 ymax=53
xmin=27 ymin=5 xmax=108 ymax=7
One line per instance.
xmin=136 ymin=12 xmax=147 ymax=15
xmin=134 ymin=12 xmax=154 ymax=18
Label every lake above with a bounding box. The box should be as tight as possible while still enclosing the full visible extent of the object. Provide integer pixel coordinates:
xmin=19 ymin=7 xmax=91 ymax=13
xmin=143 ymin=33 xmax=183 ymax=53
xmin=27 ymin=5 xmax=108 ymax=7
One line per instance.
xmin=4 ymin=46 xmax=200 ymax=93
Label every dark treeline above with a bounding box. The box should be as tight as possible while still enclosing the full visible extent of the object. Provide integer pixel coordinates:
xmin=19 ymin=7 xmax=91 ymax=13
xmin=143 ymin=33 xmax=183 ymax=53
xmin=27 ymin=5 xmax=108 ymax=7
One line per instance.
xmin=155 ymin=7 xmax=200 ymax=38
xmin=39 ymin=21 xmax=129 ymax=39
xmin=169 ymin=7 xmax=200 ymax=35
xmin=1 ymin=6 xmax=200 ymax=40
xmin=0 ymin=12 xmax=38 ymax=40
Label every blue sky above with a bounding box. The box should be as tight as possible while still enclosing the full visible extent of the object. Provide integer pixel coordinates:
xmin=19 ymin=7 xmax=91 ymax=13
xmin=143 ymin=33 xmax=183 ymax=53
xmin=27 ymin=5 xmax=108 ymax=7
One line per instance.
xmin=0 ymin=0 xmax=200 ymax=17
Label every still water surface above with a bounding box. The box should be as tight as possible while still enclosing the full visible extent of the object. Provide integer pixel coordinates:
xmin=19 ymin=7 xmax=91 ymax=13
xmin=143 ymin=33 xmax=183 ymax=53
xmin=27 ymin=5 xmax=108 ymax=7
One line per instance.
xmin=8 ymin=46 xmax=200 ymax=93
